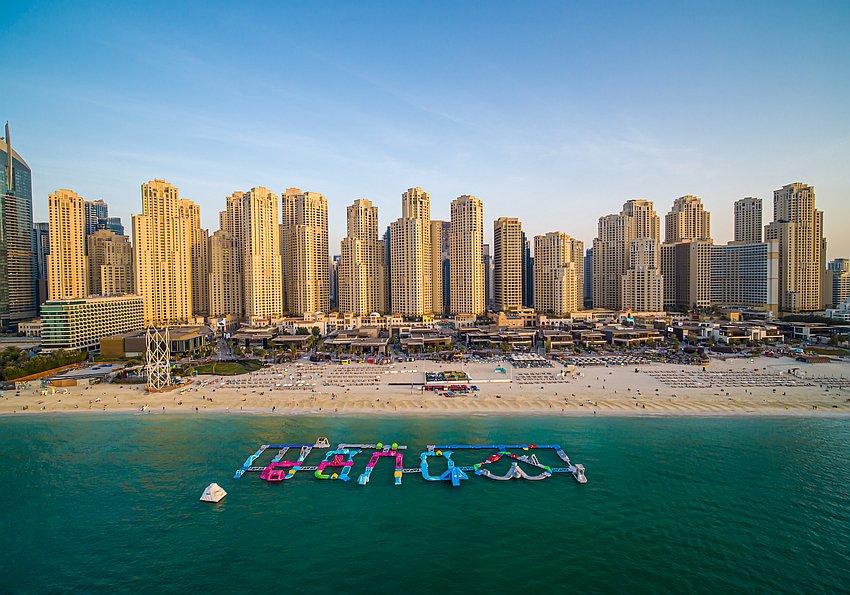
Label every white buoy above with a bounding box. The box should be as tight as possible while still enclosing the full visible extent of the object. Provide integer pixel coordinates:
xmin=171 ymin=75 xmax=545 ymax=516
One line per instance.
xmin=200 ymin=482 xmax=227 ymax=503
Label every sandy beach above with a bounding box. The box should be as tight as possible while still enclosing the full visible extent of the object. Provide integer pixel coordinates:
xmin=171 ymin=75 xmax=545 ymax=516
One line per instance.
xmin=2 ymin=356 xmax=849 ymax=417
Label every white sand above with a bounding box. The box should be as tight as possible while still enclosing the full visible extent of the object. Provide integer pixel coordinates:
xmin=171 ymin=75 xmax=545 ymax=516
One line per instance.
xmin=2 ymin=356 xmax=849 ymax=417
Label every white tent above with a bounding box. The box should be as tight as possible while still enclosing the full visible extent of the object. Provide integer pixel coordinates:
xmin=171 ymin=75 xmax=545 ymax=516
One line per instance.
xmin=200 ymin=482 xmax=227 ymax=503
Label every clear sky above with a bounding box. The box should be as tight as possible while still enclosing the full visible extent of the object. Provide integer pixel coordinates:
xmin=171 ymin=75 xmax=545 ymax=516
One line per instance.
xmin=4 ymin=1 xmax=849 ymax=255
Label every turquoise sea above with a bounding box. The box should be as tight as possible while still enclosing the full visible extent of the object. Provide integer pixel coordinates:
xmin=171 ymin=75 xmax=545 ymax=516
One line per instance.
xmin=1 ymin=414 xmax=849 ymax=594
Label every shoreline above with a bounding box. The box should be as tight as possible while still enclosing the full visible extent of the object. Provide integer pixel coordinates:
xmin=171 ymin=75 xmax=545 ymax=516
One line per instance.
xmin=2 ymin=356 xmax=849 ymax=419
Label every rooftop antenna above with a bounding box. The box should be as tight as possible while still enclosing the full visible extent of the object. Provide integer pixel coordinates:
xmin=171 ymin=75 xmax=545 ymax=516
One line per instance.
xmin=4 ymin=121 xmax=12 ymax=192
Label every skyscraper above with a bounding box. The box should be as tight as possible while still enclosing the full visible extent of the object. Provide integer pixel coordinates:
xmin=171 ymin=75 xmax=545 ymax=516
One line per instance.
xmin=483 ymin=243 xmax=494 ymax=311
xmin=828 ymin=259 xmax=850 ymax=308
xmin=661 ymin=195 xmax=712 ymax=311
xmin=48 ymin=189 xmax=88 ymax=300
xmin=521 ymin=231 xmax=534 ymax=308
xmin=103 ymin=217 xmax=125 ymax=236
xmin=133 ymin=179 xmax=193 ymax=325
xmin=594 ymin=199 xmax=663 ymax=312
xmin=533 ymin=232 xmax=582 ymax=316
xmin=84 ymin=199 xmax=108 ymax=239
xmin=32 ymin=222 xmax=49 ymax=308
xmin=208 ymin=230 xmax=241 ymax=318
xmin=339 ymin=198 xmax=386 ymax=315
xmin=665 ymin=195 xmax=711 ymax=243
xmin=734 ymin=197 xmax=762 ymax=244
xmin=430 ymin=220 xmax=449 ymax=316
xmin=179 ymin=198 xmax=210 ymax=316
xmin=494 ymin=217 xmax=523 ymax=312
xmin=765 ymin=183 xmax=825 ymax=312
xmin=87 ymin=230 xmax=133 ymax=295
xmin=281 ymin=188 xmax=329 ymax=316
xmin=583 ymin=248 xmax=593 ymax=308
xmin=390 ymin=188 xmax=432 ymax=317
xmin=219 ymin=192 xmax=246 ymax=318
xmin=0 ymin=122 xmax=36 ymax=329
xmin=243 ymin=187 xmax=282 ymax=322
xmin=449 ymin=195 xmax=485 ymax=316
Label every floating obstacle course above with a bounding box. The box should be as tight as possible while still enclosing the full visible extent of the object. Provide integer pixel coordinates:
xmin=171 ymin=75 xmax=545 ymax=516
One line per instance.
xmin=234 ymin=437 xmax=587 ymax=486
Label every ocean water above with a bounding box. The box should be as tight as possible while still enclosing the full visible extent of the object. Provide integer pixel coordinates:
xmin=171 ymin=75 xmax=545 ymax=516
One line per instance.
xmin=1 ymin=414 xmax=848 ymax=594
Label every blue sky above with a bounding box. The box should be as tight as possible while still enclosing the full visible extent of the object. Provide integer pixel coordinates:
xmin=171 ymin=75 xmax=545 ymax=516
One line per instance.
xmin=4 ymin=1 xmax=850 ymax=254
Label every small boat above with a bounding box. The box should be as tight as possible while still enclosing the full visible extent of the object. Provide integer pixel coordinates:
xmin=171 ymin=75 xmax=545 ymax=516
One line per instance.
xmin=200 ymin=483 xmax=227 ymax=502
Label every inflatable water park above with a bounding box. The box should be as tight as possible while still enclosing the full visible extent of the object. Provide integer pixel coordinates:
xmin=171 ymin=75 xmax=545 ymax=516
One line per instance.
xmin=232 ymin=437 xmax=587 ymax=487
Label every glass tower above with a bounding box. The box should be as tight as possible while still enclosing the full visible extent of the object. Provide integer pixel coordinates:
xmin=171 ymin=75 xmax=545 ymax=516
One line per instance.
xmin=1 ymin=122 xmax=36 ymax=330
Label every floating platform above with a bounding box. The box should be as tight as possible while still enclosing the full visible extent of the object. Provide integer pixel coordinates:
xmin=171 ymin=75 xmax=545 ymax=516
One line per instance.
xmin=235 ymin=439 xmax=587 ymax=486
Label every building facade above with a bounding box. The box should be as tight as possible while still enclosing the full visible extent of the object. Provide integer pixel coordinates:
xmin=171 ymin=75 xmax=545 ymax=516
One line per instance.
xmin=594 ymin=199 xmax=663 ymax=312
xmin=664 ymin=195 xmax=711 ymax=243
xmin=533 ymin=232 xmax=582 ymax=316
xmin=32 ymin=222 xmax=49 ymax=308
xmin=710 ymin=241 xmax=779 ymax=316
xmin=179 ymin=198 xmax=209 ymax=316
xmin=390 ymin=188 xmax=433 ymax=317
xmin=493 ymin=217 xmax=523 ymax=312
xmin=828 ymin=258 xmax=850 ymax=309
xmin=281 ymin=188 xmax=329 ymax=316
xmin=430 ymin=220 xmax=449 ymax=316
xmin=48 ymin=189 xmax=88 ymax=300
xmin=243 ymin=187 xmax=282 ymax=323
xmin=734 ymin=197 xmax=762 ymax=244
xmin=133 ymin=179 xmax=193 ymax=325
xmin=41 ymin=294 xmax=144 ymax=352
xmin=339 ymin=198 xmax=386 ymax=315
xmin=87 ymin=230 xmax=133 ymax=295
xmin=661 ymin=196 xmax=712 ymax=311
xmin=0 ymin=123 xmax=37 ymax=329
xmin=208 ymin=230 xmax=241 ymax=318
xmin=449 ymin=195 xmax=485 ymax=315
xmin=765 ymin=183 xmax=825 ymax=312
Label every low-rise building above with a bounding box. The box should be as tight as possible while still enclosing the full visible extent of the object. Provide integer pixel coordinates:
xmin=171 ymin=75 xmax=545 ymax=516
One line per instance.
xmin=100 ymin=325 xmax=211 ymax=359
xmin=41 ymin=295 xmax=144 ymax=352
xmin=17 ymin=319 xmax=43 ymax=337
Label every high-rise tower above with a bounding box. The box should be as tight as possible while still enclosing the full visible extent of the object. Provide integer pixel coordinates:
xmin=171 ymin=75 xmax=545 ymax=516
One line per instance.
xmin=734 ymin=197 xmax=762 ymax=244
xmin=339 ymin=199 xmax=386 ymax=315
xmin=449 ymin=195 xmax=485 ymax=315
xmin=281 ymin=188 xmax=329 ymax=316
xmin=48 ymin=189 xmax=88 ymax=300
xmin=0 ymin=122 xmax=36 ymax=329
xmin=765 ymin=183 xmax=825 ymax=312
xmin=494 ymin=217 xmax=523 ymax=312
xmin=133 ymin=180 xmax=193 ymax=325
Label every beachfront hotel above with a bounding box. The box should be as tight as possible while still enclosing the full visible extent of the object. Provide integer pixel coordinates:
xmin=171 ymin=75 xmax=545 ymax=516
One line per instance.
xmin=339 ymin=199 xmax=386 ymax=316
xmin=132 ymin=180 xmax=193 ymax=325
xmin=41 ymin=294 xmax=144 ymax=352
xmin=47 ymin=189 xmax=89 ymax=301
xmin=449 ymin=195 xmax=485 ymax=316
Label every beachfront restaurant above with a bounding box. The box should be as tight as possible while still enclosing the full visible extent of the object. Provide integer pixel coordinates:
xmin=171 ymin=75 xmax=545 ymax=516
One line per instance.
xmin=400 ymin=330 xmax=452 ymax=354
xmin=231 ymin=327 xmax=278 ymax=349
xmin=599 ymin=326 xmax=663 ymax=346
xmin=324 ymin=329 xmax=389 ymax=355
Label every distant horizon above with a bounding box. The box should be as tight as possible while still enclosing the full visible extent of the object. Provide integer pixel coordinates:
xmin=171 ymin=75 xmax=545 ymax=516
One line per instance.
xmin=4 ymin=1 xmax=848 ymax=255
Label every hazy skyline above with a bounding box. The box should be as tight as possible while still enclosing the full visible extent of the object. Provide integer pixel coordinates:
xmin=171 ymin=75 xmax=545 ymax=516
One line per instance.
xmin=4 ymin=1 xmax=849 ymax=254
